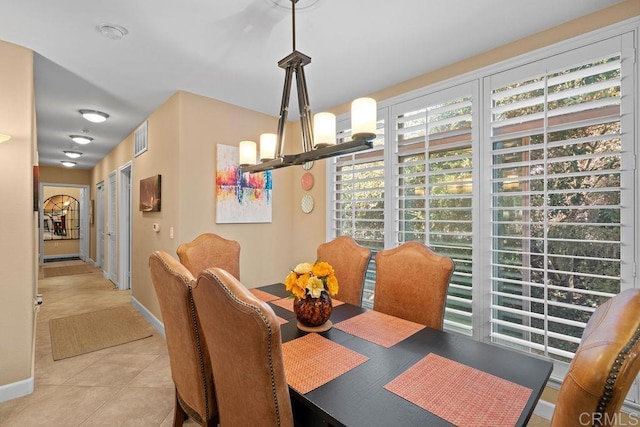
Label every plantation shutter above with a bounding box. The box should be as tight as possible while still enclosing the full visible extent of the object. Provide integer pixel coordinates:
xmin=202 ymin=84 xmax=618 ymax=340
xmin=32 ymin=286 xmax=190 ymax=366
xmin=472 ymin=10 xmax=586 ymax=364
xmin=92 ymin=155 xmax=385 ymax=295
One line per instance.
xmin=392 ymin=82 xmax=476 ymax=335
xmin=485 ymin=34 xmax=634 ymax=377
xmin=328 ymin=117 xmax=385 ymax=307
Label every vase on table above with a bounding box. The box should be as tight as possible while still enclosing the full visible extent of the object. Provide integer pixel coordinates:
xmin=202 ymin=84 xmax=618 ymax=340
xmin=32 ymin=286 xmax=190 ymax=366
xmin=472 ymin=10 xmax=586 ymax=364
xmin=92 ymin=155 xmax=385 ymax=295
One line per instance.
xmin=293 ymin=291 xmax=333 ymax=331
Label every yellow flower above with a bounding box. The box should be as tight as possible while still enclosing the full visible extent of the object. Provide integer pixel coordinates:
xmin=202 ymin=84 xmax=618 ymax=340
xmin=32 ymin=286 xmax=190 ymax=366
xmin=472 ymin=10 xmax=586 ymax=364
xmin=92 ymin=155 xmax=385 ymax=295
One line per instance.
xmin=312 ymin=261 xmax=334 ymax=278
xmin=306 ymin=276 xmax=324 ymax=298
xmin=284 ymin=260 xmax=339 ymax=298
xmin=293 ymin=262 xmax=313 ymax=275
xmin=326 ymin=275 xmax=338 ymax=296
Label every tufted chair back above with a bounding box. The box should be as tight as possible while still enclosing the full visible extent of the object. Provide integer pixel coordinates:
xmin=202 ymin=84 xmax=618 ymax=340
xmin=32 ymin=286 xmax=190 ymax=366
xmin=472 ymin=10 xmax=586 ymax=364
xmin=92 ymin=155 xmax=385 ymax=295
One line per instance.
xmin=192 ymin=267 xmax=294 ymax=427
xmin=148 ymin=251 xmax=217 ymax=426
xmin=177 ymin=233 xmax=241 ymax=279
xmin=551 ymin=288 xmax=640 ymax=427
xmin=317 ymin=236 xmax=372 ymax=306
xmin=373 ymin=241 xmax=454 ymax=329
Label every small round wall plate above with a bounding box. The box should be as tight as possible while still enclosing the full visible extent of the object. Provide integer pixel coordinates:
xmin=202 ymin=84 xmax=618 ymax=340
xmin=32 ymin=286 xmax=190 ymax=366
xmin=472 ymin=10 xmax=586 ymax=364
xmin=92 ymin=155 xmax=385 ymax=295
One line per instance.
xmin=301 ymin=172 xmax=314 ymax=191
xmin=302 ymin=161 xmax=314 ymax=170
xmin=301 ymin=195 xmax=314 ymax=214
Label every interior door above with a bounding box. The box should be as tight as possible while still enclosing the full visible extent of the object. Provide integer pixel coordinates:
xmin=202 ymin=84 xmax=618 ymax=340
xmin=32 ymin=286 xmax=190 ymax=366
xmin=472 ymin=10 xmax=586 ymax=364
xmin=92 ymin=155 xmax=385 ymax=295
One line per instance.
xmin=118 ymin=163 xmax=132 ymax=290
xmin=96 ymin=182 xmax=104 ymax=270
xmin=107 ymin=171 xmax=117 ymax=284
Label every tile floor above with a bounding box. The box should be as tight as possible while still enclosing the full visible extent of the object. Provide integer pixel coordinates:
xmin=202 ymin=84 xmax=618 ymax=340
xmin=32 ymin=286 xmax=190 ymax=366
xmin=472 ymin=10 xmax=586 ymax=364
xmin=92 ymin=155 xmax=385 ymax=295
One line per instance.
xmin=0 ymin=260 xmax=550 ymax=426
xmin=0 ymin=260 xmax=197 ymax=426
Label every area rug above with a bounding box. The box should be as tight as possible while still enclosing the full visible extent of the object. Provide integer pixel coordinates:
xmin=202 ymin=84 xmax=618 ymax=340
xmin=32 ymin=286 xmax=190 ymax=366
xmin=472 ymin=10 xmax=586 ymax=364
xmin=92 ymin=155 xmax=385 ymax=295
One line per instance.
xmin=49 ymin=306 xmax=152 ymax=360
xmin=43 ymin=264 xmax=95 ymax=278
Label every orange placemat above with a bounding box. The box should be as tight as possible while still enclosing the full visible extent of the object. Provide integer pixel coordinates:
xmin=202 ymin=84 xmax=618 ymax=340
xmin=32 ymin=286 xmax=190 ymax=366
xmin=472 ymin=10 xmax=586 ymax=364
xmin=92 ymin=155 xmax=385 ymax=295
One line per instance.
xmin=384 ymin=353 xmax=532 ymax=427
xmin=249 ymin=288 xmax=281 ymax=302
xmin=333 ymin=310 xmax=424 ymax=348
xmin=282 ymin=333 xmax=369 ymax=394
xmin=270 ymin=297 xmax=344 ymax=312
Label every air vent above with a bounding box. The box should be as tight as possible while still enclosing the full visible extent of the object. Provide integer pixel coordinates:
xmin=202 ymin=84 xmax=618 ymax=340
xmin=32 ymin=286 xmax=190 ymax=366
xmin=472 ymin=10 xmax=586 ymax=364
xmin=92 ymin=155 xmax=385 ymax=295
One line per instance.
xmin=134 ymin=121 xmax=148 ymax=157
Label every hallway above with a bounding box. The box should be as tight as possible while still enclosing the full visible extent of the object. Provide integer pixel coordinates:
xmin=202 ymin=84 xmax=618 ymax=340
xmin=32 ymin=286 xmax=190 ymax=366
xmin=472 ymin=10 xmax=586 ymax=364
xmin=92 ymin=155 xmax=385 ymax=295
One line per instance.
xmin=0 ymin=260 xmax=196 ymax=426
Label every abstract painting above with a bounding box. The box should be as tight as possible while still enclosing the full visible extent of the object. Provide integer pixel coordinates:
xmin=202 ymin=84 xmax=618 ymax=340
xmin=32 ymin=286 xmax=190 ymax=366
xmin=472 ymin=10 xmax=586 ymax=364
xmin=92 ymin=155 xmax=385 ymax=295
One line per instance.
xmin=216 ymin=144 xmax=272 ymax=223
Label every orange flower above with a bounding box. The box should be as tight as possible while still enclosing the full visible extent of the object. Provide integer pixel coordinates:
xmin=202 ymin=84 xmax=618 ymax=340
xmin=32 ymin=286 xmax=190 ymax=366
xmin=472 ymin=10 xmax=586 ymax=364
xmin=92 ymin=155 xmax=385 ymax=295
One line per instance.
xmin=312 ymin=261 xmax=333 ymax=278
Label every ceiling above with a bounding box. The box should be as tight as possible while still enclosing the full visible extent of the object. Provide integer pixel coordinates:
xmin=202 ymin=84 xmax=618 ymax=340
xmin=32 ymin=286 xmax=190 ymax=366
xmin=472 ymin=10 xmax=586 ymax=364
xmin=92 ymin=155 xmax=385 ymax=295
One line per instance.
xmin=0 ymin=0 xmax=625 ymax=169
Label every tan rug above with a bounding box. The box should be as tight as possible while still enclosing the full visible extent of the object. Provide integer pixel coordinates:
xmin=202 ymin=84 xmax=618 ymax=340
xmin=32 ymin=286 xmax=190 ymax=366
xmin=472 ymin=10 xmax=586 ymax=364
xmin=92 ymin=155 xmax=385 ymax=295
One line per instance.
xmin=49 ymin=306 xmax=152 ymax=360
xmin=43 ymin=264 xmax=95 ymax=278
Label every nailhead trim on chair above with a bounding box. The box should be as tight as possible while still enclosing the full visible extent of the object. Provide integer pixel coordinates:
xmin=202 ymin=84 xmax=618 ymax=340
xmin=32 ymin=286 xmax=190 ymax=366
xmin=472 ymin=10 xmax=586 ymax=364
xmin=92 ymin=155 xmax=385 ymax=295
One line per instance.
xmin=188 ymin=286 xmax=210 ymax=423
xmin=209 ymin=271 xmax=283 ymax=427
xmin=594 ymin=326 xmax=640 ymax=425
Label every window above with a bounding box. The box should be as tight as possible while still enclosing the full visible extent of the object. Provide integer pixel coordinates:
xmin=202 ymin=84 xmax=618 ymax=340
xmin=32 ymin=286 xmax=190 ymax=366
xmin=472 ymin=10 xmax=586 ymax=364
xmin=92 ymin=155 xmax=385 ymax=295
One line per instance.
xmin=486 ymin=35 xmax=633 ymax=377
xmin=43 ymin=194 xmax=80 ymax=240
xmin=327 ymin=30 xmax=636 ymax=394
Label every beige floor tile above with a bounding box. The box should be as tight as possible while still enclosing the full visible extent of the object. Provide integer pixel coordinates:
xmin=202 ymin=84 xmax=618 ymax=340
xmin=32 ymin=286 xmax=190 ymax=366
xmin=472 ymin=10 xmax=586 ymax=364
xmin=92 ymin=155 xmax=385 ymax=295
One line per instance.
xmin=0 ymin=384 xmax=120 ymax=427
xmin=78 ymin=386 xmax=174 ymax=426
xmin=64 ymin=353 xmax=159 ymax=387
xmin=127 ymin=354 xmax=174 ymax=389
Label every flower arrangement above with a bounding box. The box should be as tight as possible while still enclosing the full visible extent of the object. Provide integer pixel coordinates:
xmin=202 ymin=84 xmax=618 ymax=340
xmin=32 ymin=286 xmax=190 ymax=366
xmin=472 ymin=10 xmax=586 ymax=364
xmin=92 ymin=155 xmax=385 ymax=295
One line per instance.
xmin=284 ymin=260 xmax=339 ymax=299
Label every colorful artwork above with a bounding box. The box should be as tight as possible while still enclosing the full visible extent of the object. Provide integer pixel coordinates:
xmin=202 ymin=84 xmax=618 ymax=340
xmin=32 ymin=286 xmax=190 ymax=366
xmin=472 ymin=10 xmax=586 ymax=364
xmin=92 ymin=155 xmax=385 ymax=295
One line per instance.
xmin=216 ymin=144 xmax=272 ymax=223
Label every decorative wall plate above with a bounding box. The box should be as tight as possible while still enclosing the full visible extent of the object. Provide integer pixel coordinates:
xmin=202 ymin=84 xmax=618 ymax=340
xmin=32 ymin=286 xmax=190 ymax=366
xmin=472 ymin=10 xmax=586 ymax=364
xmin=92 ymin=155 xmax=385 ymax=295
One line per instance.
xmin=301 ymin=172 xmax=314 ymax=191
xmin=301 ymin=195 xmax=314 ymax=214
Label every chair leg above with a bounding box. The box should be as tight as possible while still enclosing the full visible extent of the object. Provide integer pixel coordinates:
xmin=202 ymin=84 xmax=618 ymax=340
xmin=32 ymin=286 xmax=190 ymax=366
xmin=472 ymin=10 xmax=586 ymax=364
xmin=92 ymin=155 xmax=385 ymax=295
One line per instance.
xmin=172 ymin=390 xmax=188 ymax=427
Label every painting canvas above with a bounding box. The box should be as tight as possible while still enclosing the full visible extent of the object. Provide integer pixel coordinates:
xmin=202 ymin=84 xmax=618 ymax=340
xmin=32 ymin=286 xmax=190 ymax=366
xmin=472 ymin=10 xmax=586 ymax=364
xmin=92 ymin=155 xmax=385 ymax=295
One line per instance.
xmin=140 ymin=175 xmax=161 ymax=212
xmin=216 ymin=144 xmax=272 ymax=223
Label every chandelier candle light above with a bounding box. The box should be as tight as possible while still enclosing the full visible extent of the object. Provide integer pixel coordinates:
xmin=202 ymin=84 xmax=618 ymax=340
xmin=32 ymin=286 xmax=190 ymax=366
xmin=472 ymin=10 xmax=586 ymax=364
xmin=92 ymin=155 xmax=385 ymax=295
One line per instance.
xmin=239 ymin=0 xmax=377 ymax=173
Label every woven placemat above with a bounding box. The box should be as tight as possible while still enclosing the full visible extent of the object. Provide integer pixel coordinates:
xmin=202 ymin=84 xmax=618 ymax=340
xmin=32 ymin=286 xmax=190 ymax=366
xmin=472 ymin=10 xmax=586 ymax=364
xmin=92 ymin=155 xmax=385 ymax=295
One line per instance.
xmin=249 ymin=288 xmax=281 ymax=302
xmin=384 ymin=353 xmax=532 ymax=427
xmin=282 ymin=333 xmax=369 ymax=394
xmin=271 ymin=297 xmax=344 ymax=313
xmin=334 ymin=310 xmax=424 ymax=348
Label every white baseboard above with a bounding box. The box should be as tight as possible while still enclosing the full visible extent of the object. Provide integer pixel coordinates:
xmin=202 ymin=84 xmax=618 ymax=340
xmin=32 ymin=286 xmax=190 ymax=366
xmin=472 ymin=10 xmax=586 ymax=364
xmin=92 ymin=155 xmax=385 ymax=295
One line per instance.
xmin=131 ymin=296 xmax=165 ymax=337
xmin=0 ymin=377 xmax=33 ymax=403
xmin=534 ymin=399 xmax=554 ymax=421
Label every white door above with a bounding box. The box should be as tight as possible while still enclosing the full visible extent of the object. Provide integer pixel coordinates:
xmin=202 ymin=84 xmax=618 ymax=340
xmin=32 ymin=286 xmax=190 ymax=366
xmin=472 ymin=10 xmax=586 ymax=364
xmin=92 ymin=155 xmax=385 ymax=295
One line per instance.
xmin=79 ymin=186 xmax=89 ymax=261
xmin=107 ymin=171 xmax=117 ymax=284
xmin=96 ymin=182 xmax=105 ymax=270
xmin=118 ymin=163 xmax=132 ymax=290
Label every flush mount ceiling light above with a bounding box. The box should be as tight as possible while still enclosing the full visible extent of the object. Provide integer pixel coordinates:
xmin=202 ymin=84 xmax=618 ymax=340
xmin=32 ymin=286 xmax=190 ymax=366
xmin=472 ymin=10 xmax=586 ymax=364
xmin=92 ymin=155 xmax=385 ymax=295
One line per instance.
xmin=61 ymin=161 xmax=77 ymax=167
xmin=69 ymin=135 xmax=93 ymax=144
xmin=63 ymin=150 xmax=82 ymax=159
xmin=79 ymin=109 xmax=109 ymax=123
xmin=0 ymin=133 xmax=11 ymax=144
xmin=239 ymin=0 xmax=376 ymax=173
xmin=96 ymin=23 xmax=128 ymax=41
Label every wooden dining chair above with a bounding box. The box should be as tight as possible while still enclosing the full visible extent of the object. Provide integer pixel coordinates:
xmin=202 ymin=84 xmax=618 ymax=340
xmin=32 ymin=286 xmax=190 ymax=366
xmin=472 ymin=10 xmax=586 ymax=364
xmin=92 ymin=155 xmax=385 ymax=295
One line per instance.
xmin=373 ymin=241 xmax=454 ymax=328
xmin=317 ymin=236 xmax=372 ymax=306
xmin=177 ymin=233 xmax=241 ymax=279
xmin=192 ymin=267 xmax=294 ymax=427
xmin=148 ymin=251 xmax=218 ymax=427
xmin=551 ymin=288 xmax=640 ymax=426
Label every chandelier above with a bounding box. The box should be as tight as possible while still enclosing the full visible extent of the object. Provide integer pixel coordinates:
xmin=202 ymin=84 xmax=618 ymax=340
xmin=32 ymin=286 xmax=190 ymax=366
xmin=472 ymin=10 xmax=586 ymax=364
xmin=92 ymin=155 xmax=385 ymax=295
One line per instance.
xmin=239 ymin=0 xmax=377 ymax=173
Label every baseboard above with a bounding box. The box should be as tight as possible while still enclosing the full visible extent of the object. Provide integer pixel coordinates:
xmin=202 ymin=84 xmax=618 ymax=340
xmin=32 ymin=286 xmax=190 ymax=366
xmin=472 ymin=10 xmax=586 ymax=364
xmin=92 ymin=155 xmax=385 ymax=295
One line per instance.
xmin=534 ymin=399 xmax=554 ymax=420
xmin=131 ymin=296 xmax=165 ymax=337
xmin=0 ymin=376 xmax=33 ymax=403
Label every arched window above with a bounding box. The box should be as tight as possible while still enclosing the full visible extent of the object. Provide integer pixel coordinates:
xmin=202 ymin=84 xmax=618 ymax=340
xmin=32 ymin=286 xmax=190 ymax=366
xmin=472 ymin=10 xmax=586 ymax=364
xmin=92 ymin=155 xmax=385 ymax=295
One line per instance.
xmin=43 ymin=194 xmax=80 ymax=240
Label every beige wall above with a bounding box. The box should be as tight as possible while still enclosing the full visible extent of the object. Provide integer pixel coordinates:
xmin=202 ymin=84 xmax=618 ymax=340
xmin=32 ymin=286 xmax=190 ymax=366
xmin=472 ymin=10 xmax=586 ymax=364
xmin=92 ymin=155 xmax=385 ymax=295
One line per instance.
xmin=0 ymin=40 xmax=36 ymax=389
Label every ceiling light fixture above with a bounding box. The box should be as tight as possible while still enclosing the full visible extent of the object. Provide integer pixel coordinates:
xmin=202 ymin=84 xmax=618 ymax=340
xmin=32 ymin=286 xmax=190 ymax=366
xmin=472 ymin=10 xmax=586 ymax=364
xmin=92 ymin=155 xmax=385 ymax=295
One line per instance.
xmin=239 ymin=0 xmax=376 ymax=173
xmin=61 ymin=161 xmax=77 ymax=167
xmin=63 ymin=150 xmax=83 ymax=159
xmin=69 ymin=135 xmax=94 ymax=144
xmin=96 ymin=23 xmax=128 ymax=41
xmin=0 ymin=133 xmax=11 ymax=144
xmin=79 ymin=109 xmax=109 ymax=123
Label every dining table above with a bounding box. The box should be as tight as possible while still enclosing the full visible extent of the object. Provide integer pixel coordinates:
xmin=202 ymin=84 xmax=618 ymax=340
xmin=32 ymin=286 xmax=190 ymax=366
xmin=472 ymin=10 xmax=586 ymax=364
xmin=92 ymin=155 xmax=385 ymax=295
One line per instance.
xmin=252 ymin=283 xmax=554 ymax=427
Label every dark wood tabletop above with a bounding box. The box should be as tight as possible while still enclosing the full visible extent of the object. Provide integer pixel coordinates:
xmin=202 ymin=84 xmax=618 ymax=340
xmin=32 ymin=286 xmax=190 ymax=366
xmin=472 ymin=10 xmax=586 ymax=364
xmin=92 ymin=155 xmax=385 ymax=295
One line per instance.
xmin=257 ymin=284 xmax=553 ymax=427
